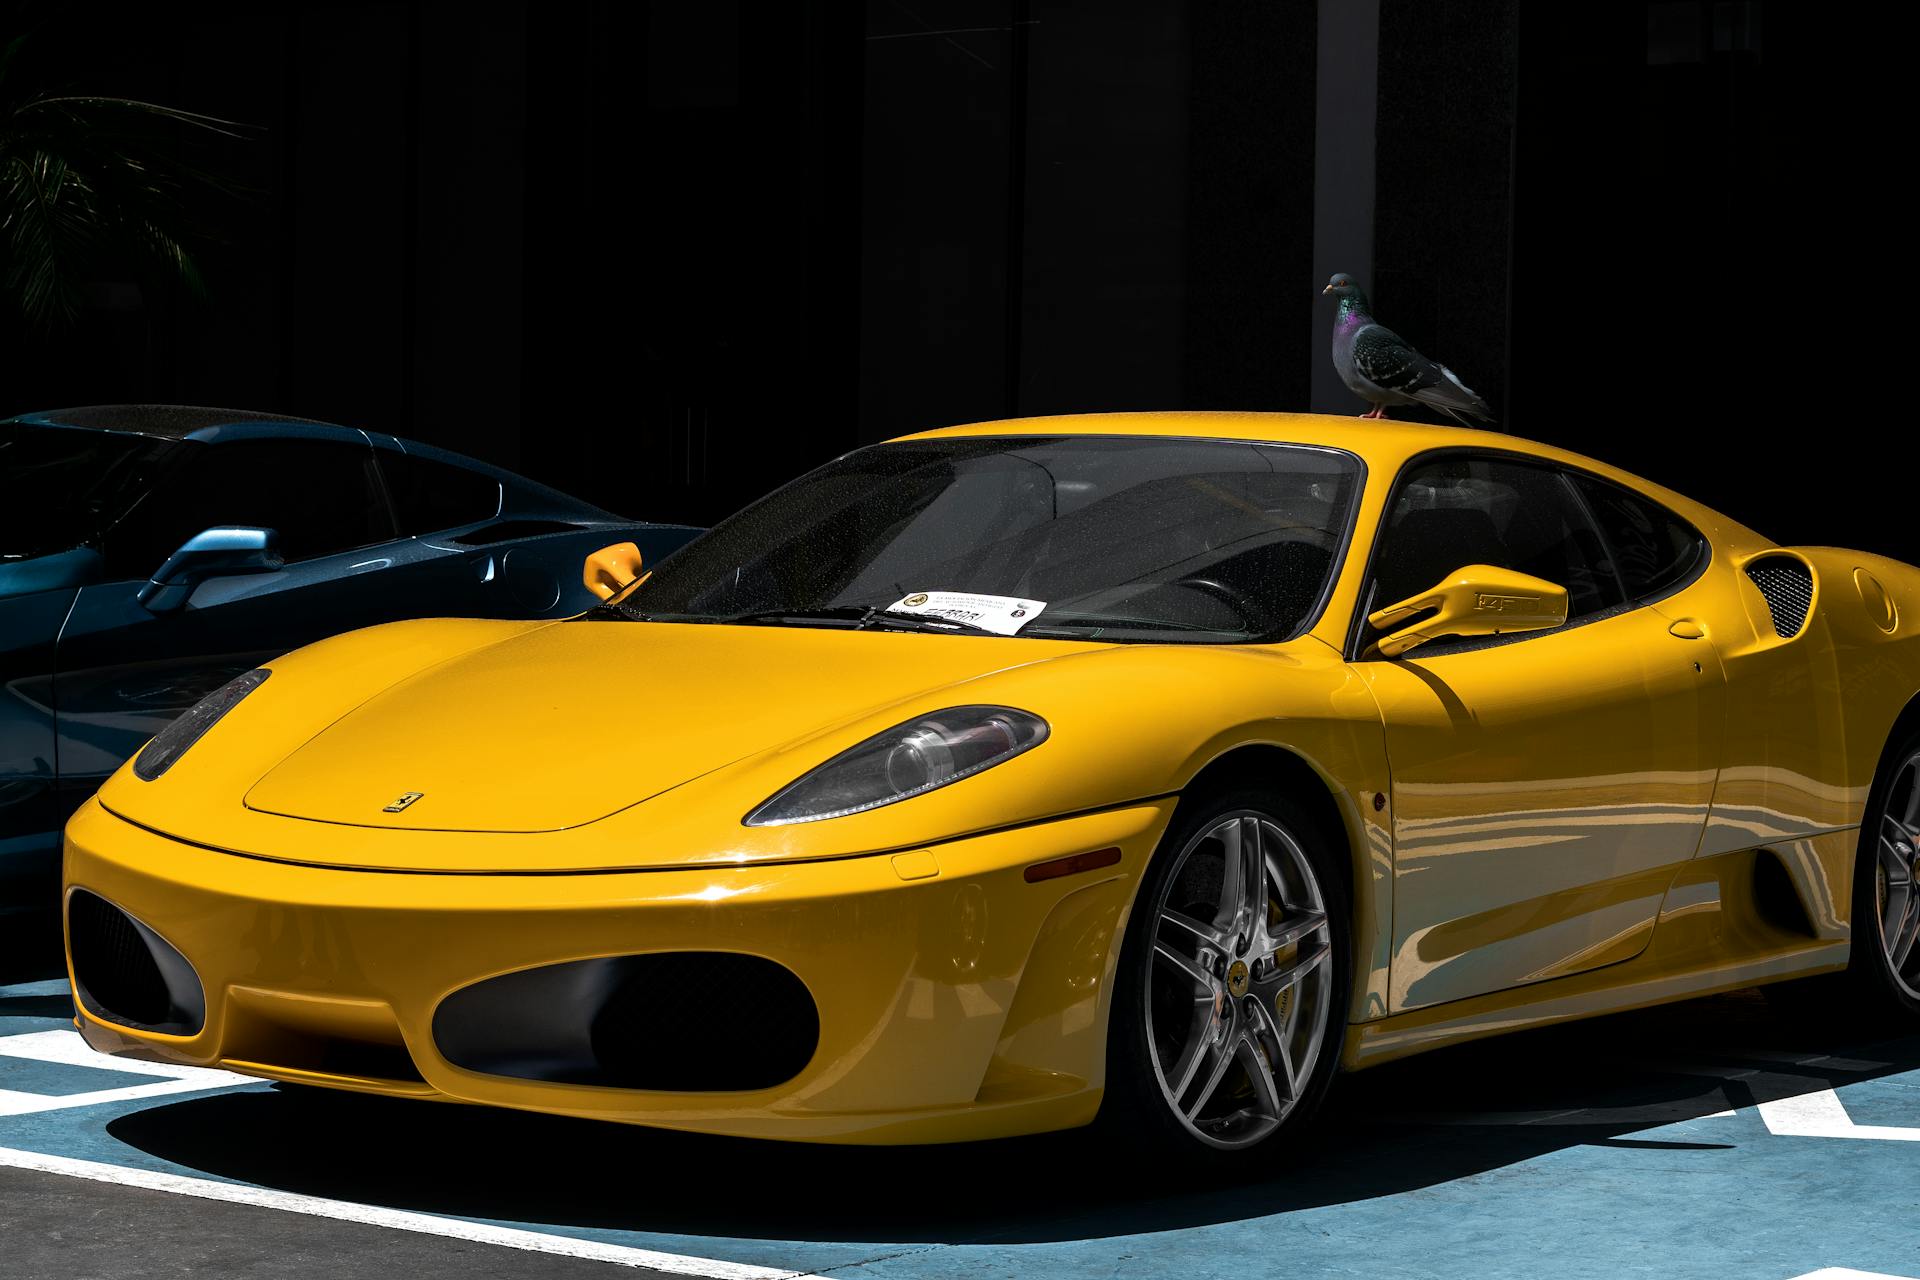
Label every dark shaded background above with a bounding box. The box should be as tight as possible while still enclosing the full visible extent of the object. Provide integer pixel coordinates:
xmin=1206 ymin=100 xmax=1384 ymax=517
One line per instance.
xmin=1 ymin=2 xmax=1879 ymax=555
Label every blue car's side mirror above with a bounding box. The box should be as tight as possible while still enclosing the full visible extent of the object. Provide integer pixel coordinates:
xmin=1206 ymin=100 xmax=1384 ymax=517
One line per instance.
xmin=137 ymin=527 xmax=285 ymax=613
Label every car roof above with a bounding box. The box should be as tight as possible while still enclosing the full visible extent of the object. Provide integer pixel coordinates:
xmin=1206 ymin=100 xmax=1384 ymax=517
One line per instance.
xmin=905 ymin=410 xmax=1567 ymax=468
xmin=898 ymin=410 xmax=1761 ymax=545
xmin=7 ymin=404 xmax=629 ymax=525
xmin=10 ymin=404 xmax=346 ymax=439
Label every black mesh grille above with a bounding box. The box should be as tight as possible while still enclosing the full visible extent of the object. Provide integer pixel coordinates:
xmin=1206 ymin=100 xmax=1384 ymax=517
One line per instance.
xmin=1746 ymin=557 xmax=1815 ymax=638
xmin=68 ymin=891 xmax=174 ymax=1029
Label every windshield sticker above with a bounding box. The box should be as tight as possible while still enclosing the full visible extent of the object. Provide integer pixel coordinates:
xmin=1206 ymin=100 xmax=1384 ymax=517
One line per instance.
xmin=886 ymin=591 xmax=1047 ymax=636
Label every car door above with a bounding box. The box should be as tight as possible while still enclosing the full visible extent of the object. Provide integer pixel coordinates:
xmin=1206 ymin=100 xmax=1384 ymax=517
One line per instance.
xmin=52 ymin=433 xmax=424 ymax=790
xmin=1 ymin=572 xmax=77 ymax=907
xmin=3 ymin=422 xmax=188 ymax=904
xmin=359 ymin=442 xmax=517 ymax=617
xmin=1352 ymin=452 xmax=1726 ymax=1012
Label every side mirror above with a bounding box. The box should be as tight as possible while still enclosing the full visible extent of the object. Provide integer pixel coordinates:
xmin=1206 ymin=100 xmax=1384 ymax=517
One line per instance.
xmin=1366 ymin=563 xmax=1568 ymax=658
xmin=583 ymin=541 xmax=649 ymax=603
xmin=137 ymin=526 xmax=284 ymax=613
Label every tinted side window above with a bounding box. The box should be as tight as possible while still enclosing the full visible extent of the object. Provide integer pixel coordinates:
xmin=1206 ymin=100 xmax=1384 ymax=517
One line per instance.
xmin=103 ymin=439 xmax=393 ymax=576
xmin=1367 ymin=456 xmax=1625 ymax=637
xmin=379 ymin=451 xmax=502 ymax=536
xmin=1570 ymin=475 xmax=1706 ymax=602
xmin=0 ymin=424 xmax=180 ymax=558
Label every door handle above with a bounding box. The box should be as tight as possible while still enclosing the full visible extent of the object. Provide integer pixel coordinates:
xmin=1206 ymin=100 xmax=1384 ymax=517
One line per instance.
xmin=1667 ymin=618 xmax=1707 ymax=640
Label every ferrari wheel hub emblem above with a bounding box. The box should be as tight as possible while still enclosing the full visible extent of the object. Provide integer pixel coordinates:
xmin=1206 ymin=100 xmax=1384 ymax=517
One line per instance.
xmin=383 ymin=791 xmax=425 ymax=813
xmin=1227 ymin=959 xmax=1249 ymax=998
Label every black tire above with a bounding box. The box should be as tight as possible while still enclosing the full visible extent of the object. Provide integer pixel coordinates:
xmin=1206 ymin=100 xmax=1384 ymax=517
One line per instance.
xmin=1096 ymin=783 xmax=1352 ymax=1162
xmin=1842 ymin=727 xmax=1920 ymax=1018
xmin=1767 ymin=725 xmax=1920 ymax=1027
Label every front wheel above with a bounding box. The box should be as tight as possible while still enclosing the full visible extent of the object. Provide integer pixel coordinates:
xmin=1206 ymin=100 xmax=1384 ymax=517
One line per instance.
xmin=1099 ymin=786 xmax=1350 ymax=1157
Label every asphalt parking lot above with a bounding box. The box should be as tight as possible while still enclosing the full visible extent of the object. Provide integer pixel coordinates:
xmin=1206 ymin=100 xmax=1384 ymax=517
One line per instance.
xmin=3 ymin=921 xmax=1918 ymax=1280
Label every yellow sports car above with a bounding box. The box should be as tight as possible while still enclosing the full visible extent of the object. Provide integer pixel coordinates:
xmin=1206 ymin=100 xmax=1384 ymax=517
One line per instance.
xmin=64 ymin=412 xmax=1920 ymax=1158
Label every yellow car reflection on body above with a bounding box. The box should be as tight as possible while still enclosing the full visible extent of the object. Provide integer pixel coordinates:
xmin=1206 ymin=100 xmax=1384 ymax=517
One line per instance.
xmin=64 ymin=413 xmax=1920 ymax=1157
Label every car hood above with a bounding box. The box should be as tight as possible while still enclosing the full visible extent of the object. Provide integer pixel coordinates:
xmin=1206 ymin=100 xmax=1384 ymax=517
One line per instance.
xmin=242 ymin=619 xmax=1100 ymax=834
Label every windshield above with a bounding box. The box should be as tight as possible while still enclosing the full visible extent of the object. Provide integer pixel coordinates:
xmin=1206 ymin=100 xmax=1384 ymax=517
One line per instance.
xmin=0 ymin=423 xmax=182 ymax=560
xmin=621 ymin=435 xmax=1363 ymax=642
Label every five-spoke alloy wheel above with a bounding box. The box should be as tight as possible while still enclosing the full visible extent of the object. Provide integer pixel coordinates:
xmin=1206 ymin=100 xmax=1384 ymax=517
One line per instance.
xmin=1871 ymin=748 xmax=1920 ymax=1002
xmin=1102 ymin=786 xmax=1348 ymax=1157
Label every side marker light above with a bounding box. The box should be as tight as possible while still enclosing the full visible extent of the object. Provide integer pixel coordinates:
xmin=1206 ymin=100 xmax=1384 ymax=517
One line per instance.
xmin=1024 ymin=847 xmax=1122 ymax=884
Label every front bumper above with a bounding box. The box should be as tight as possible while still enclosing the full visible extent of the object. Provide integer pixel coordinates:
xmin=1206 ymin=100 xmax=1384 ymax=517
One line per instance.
xmin=63 ymin=796 xmax=1172 ymax=1143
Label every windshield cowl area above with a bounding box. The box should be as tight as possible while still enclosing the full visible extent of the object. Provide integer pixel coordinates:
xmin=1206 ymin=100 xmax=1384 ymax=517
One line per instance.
xmin=600 ymin=435 xmax=1363 ymax=645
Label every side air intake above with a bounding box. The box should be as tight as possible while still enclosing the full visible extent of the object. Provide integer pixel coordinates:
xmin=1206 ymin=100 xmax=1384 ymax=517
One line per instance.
xmin=1745 ymin=556 xmax=1814 ymax=639
xmin=67 ymin=890 xmax=206 ymax=1035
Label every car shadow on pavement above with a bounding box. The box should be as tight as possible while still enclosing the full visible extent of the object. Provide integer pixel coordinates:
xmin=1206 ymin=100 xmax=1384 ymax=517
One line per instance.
xmin=0 ymin=912 xmax=65 ymax=995
xmin=93 ymin=987 xmax=1920 ymax=1246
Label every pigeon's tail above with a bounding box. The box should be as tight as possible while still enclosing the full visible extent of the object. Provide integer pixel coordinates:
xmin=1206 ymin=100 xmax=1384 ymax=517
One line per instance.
xmin=1415 ymin=365 xmax=1494 ymax=426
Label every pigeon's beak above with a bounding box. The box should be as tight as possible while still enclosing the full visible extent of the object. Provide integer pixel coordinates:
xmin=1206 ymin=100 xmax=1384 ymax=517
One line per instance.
xmin=1322 ymin=284 xmax=1334 ymax=295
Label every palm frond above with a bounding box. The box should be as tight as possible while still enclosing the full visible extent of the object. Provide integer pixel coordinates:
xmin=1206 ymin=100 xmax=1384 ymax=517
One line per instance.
xmin=21 ymin=95 xmax=254 ymax=141
xmin=0 ymin=34 xmax=252 ymax=329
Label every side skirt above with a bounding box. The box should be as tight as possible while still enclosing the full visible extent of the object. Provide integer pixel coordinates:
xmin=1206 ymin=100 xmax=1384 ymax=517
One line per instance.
xmin=1343 ymin=833 xmax=1857 ymax=1069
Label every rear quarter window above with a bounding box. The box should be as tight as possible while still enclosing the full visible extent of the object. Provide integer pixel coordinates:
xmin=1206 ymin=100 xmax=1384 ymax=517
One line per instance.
xmin=1570 ymin=474 xmax=1707 ymax=602
xmin=379 ymin=452 xmax=503 ymax=536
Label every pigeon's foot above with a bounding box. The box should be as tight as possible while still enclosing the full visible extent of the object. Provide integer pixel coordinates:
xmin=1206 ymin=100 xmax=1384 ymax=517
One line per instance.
xmin=1359 ymin=406 xmax=1388 ymax=420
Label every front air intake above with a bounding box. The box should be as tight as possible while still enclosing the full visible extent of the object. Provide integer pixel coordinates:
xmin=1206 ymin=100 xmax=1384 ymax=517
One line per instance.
xmin=433 ymin=952 xmax=820 ymax=1092
xmin=67 ymin=890 xmax=206 ymax=1035
xmin=1745 ymin=556 xmax=1814 ymax=639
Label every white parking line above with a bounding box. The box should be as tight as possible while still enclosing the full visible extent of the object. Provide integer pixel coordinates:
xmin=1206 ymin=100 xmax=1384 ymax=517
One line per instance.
xmin=1787 ymin=1270 xmax=1920 ymax=1280
xmin=0 ymin=1146 xmax=827 ymax=1279
xmin=0 ymin=1030 xmax=255 ymax=1117
xmin=1757 ymin=1090 xmax=1920 ymax=1141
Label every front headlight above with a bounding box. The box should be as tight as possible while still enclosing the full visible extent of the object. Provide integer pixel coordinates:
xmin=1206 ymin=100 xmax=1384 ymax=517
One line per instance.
xmin=132 ymin=668 xmax=271 ymax=781
xmin=744 ymin=705 xmax=1049 ymax=826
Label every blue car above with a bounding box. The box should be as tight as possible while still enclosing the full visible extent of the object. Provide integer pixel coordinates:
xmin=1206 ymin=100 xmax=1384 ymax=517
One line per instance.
xmin=0 ymin=405 xmax=701 ymax=917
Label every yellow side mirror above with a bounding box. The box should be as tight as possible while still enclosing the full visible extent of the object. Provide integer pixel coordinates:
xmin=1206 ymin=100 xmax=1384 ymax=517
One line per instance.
xmin=1367 ymin=564 xmax=1569 ymax=658
xmin=583 ymin=542 xmax=649 ymax=603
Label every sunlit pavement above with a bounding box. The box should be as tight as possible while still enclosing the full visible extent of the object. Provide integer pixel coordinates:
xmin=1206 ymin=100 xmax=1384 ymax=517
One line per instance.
xmin=3 ymin=950 xmax=1918 ymax=1279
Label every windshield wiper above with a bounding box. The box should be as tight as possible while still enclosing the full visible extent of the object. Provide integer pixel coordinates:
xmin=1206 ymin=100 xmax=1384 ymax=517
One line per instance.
xmin=862 ymin=610 xmax=1001 ymax=636
xmin=588 ymin=600 xmax=677 ymax=623
xmin=1038 ymin=612 xmax=1239 ymax=634
xmin=721 ymin=605 xmax=876 ymax=628
xmin=721 ymin=604 xmax=1001 ymax=636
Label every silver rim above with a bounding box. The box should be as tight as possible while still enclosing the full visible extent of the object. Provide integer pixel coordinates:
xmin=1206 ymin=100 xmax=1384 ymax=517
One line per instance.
xmin=1143 ymin=809 xmax=1335 ymax=1150
xmin=1876 ymin=752 xmax=1920 ymax=999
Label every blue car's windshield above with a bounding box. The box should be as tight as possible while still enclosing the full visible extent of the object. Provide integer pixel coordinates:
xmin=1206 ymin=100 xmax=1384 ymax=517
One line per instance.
xmin=618 ymin=435 xmax=1364 ymax=643
xmin=0 ymin=424 xmax=182 ymax=561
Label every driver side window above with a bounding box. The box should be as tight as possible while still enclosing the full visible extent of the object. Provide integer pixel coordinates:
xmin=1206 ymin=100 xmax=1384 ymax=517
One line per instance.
xmin=102 ymin=438 xmax=394 ymax=579
xmin=1363 ymin=455 xmax=1625 ymax=650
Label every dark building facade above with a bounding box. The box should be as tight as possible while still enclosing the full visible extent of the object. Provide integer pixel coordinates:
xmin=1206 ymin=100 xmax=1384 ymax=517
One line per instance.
xmin=6 ymin=3 xmax=1864 ymax=558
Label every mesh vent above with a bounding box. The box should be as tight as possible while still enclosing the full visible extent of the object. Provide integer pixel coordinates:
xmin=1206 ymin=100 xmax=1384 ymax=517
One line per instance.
xmin=68 ymin=890 xmax=204 ymax=1034
xmin=1746 ymin=557 xmax=1815 ymax=638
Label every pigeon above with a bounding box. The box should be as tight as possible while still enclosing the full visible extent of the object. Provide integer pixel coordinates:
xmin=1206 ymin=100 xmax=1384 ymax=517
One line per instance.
xmin=1324 ymin=273 xmax=1492 ymax=425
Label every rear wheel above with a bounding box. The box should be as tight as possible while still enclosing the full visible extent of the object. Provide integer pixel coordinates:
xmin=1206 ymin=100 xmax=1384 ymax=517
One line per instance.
xmin=1851 ymin=737 xmax=1920 ymax=1017
xmin=1768 ymin=729 xmax=1920 ymax=1025
xmin=1099 ymin=786 xmax=1350 ymax=1158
